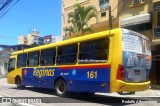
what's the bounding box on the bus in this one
[7,28,152,96]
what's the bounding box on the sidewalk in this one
[96,88,160,97]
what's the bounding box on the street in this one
[0,78,160,106]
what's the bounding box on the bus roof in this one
[11,28,122,55]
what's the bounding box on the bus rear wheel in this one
[16,77,24,89]
[55,79,67,96]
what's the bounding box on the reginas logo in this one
[33,69,55,78]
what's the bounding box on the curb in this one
[151,85,160,90]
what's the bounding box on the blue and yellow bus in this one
[8,28,152,96]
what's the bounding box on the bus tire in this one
[15,77,25,89]
[55,79,67,96]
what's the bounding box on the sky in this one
[0,0,61,45]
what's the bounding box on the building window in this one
[99,0,109,10]
[79,38,109,64]
[57,44,77,65]
[124,22,152,32]
[154,27,160,38]
[157,11,160,26]
[154,1,160,12]
[28,51,39,66]
[132,0,144,5]
[41,48,56,66]
[101,12,106,17]
[17,53,27,68]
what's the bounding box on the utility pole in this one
[109,6,112,30]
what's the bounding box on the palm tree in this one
[64,4,97,37]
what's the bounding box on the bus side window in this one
[17,53,27,68]
[41,48,56,66]
[8,58,16,72]
[79,38,109,63]
[57,44,77,65]
[28,51,40,67]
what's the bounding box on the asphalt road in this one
[0,78,159,106]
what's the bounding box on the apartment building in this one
[18,30,44,45]
[43,35,65,44]
[119,0,153,40]
[62,0,160,41]
[62,0,119,38]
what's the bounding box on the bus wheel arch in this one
[54,77,67,96]
[15,75,24,89]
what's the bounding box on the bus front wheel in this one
[15,77,24,89]
[55,79,67,96]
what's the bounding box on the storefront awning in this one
[120,13,151,27]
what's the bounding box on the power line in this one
[0,0,13,11]
[0,0,19,19]
[0,0,13,15]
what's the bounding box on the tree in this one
[64,4,97,37]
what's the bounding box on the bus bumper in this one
[113,80,150,92]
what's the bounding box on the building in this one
[62,0,119,38]
[62,0,160,85]
[61,0,160,42]
[18,29,44,45]
[119,0,153,40]
[43,35,65,44]
[0,49,10,78]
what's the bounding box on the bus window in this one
[8,58,15,72]
[28,51,39,66]
[41,48,56,66]
[57,44,77,64]
[79,38,109,63]
[17,53,27,68]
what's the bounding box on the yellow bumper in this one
[113,80,150,92]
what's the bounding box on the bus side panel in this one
[22,65,111,93]
[62,67,111,93]
[7,68,22,84]
[22,68,57,88]
[110,29,123,92]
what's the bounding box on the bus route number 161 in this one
[87,71,97,79]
